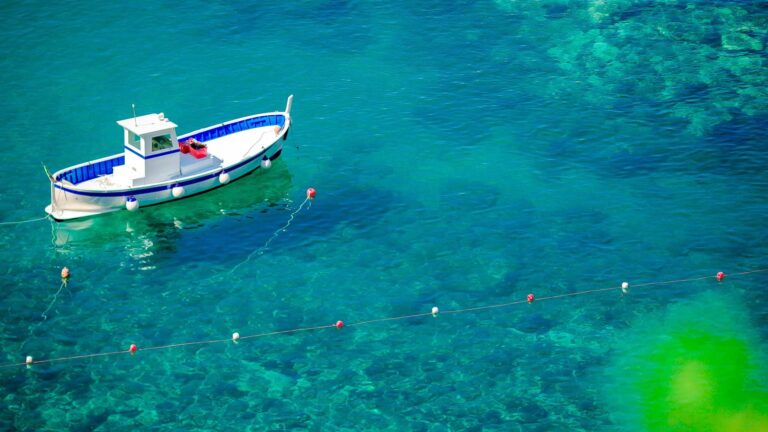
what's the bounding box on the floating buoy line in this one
[3,268,767,371]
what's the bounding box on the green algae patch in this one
[640,332,768,431]
[605,292,768,431]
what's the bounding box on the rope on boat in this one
[2,267,766,371]
[0,215,50,226]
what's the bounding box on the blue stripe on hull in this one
[124,146,180,160]
[57,113,285,186]
[55,146,282,197]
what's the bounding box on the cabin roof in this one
[117,113,178,135]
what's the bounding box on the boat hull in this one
[45,138,284,221]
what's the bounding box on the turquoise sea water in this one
[2,1,768,430]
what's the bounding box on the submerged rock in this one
[722,32,764,51]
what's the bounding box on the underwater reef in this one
[497,0,768,135]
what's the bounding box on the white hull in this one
[45,99,292,221]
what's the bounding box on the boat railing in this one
[57,155,126,185]
[179,113,286,144]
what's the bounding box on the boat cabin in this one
[114,113,180,186]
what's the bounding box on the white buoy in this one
[171,185,185,198]
[219,172,230,185]
[232,332,240,342]
[125,197,139,212]
[431,306,439,317]
[260,158,272,170]
[25,355,33,366]
[621,282,629,294]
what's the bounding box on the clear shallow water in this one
[1,1,767,430]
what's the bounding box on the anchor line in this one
[226,197,310,276]
[41,281,68,321]
[2,267,766,370]
[0,215,49,226]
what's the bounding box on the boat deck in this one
[204,126,276,166]
[75,126,277,191]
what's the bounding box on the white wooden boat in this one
[44,95,293,221]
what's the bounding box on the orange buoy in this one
[716,271,725,282]
[129,344,137,354]
[307,188,316,200]
[335,320,344,329]
[61,267,70,279]
[527,293,535,303]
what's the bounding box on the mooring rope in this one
[227,196,311,276]
[0,215,49,226]
[2,267,766,370]
[40,281,68,321]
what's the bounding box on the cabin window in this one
[127,132,141,150]
[151,134,173,152]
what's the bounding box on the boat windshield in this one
[151,134,173,152]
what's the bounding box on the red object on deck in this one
[180,139,208,159]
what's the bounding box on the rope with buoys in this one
[3,267,766,371]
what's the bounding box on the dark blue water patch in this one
[746,273,768,340]
[261,357,298,377]
[612,2,658,23]
[438,180,500,214]
[487,270,525,298]
[598,149,668,178]
[533,114,676,180]
[81,409,112,431]
[673,82,714,101]
[210,380,250,399]
[225,1,374,54]
[416,76,532,139]
[392,5,552,133]
[705,112,768,169]
[398,0,486,20]
[292,183,404,236]
[505,397,550,424]
[543,207,614,254]
[514,312,556,334]
[543,3,571,19]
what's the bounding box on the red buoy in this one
[716,271,725,282]
[307,188,316,200]
[527,293,535,303]
[129,344,137,354]
[335,320,344,329]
